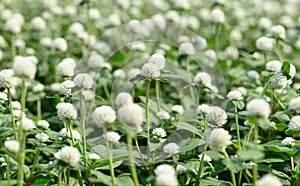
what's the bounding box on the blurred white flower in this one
[247,70,260,80]
[107,14,121,26]
[88,153,100,160]
[289,97,300,112]
[73,73,94,89]
[92,106,116,125]
[237,87,247,96]
[175,0,190,9]
[57,60,76,77]
[258,17,272,30]
[117,104,144,127]
[163,143,180,155]
[37,120,49,129]
[266,60,282,72]
[4,140,19,153]
[32,83,44,93]
[206,106,227,127]
[141,63,161,79]
[13,110,26,118]
[5,18,21,34]
[17,117,35,131]
[54,146,81,167]
[68,22,84,35]
[12,101,21,110]
[40,37,53,48]
[210,9,225,24]
[88,8,101,20]
[227,90,243,101]
[31,16,46,31]
[0,92,8,100]
[59,128,81,140]
[13,57,36,79]
[60,80,75,96]
[196,104,211,115]
[194,72,212,87]
[255,174,282,186]
[154,164,178,186]
[281,137,295,146]
[35,133,49,142]
[56,102,77,120]
[172,105,184,115]
[225,46,239,59]
[115,92,133,108]
[270,25,286,40]
[207,128,232,152]
[179,42,195,56]
[0,69,18,88]
[270,73,288,89]
[113,69,126,79]
[198,153,212,162]
[246,99,271,117]
[157,111,170,120]
[53,37,68,52]
[82,90,94,101]
[288,116,300,130]
[128,68,141,80]
[87,53,106,70]
[103,131,121,143]
[152,127,167,138]
[148,53,166,70]
[256,36,274,51]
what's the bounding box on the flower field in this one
[1,0,300,186]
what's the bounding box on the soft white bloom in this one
[54,146,81,166]
[40,37,53,47]
[206,106,227,126]
[14,39,25,49]
[31,17,46,31]
[57,58,76,77]
[258,17,272,30]
[155,164,178,186]
[210,9,225,23]
[152,127,167,138]
[68,22,84,35]
[59,128,81,140]
[13,57,36,79]
[192,36,207,50]
[37,120,49,129]
[148,53,166,70]
[172,105,184,115]
[73,73,94,89]
[88,8,101,20]
[56,102,77,120]
[288,116,300,130]
[281,137,295,146]
[194,72,212,87]
[225,46,239,59]
[246,99,271,117]
[88,153,100,160]
[13,110,26,118]
[60,80,75,96]
[115,92,133,108]
[207,128,232,152]
[35,133,49,142]
[270,73,288,89]
[103,131,121,143]
[266,60,282,72]
[17,117,35,131]
[0,69,18,88]
[141,63,161,79]
[32,84,44,93]
[289,63,296,78]
[256,37,274,51]
[237,87,247,96]
[128,68,141,80]
[175,0,189,9]
[5,18,21,34]
[0,92,8,100]
[289,97,300,112]
[247,70,260,80]
[107,14,121,26]
[113,69,126,79]
[270,25,286,40]
[198,153,212,162]
[255,174,282,186]
[117,104,144,127]
[53,37,68,52]
[12,101,21,110]
[87,53,106,70]
[163,143,180,155]
[82,90,94,101]
[92,106,116,125]
[227,90,243,101]
[179,42,195,56]
[196,104,211,115]
[176,164,187,174]
[4,140,19,153]
[156,111,170,120]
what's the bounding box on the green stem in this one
[8,89,17,140]
[6,154,11,185]
[29,143,41,179]
[214,23,220,59]
[135,137,147,168]
[252,125,259,183]
[67,120,75,146]
[146,80,151,163]
[37,99,42,120]
[291,157,295,171]
[11,34,16,58]
[196,143,208,186]
[126,134,140,186]
[234,106,241,149]
[224,151,237,186]
[103,82,111,105]
[106,137,116,186]
[275,39,282,61]
[273,90,286,110]
[155,80,161,112]
[58,167,64,186]
[80,93,88,175]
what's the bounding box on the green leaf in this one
[109,50,126,62]
[0,127,14,136]
[116,176,134,186]
[232,100,245,110]
[264,145,295,157]
[293,150,300,164]
[31,177,50,185]
[90,170,112,184]
[257,117,275,130]
[206,150,224,160]
[222,156,243,173]
[155,78,169,83]
[281,61,291,79]
[296,88,300,95]
[149,139,166,152]
[175,122,202,137]
[179,138,205,153]
[129,74,145,83]
[238,150,264,160]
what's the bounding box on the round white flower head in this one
[4,140,19,153]
[270,73,288,89]
[281,137,295,146]
[176,164,187,174]
[194,72,212,87]
[288,116,300,130]
[82,90,94,101]
[289,64,296,78]
[88,8,101,20]
[31,16,46,31]
[60,80,75,96]
[17,117,35,131]
[40,37,53,48]
[13,110,26,118]
[0,69,18,88]
[87,53,106,69]
[103,131,121,143]
[128,68,141,80]
[270,25,286,40]
[256,36,274,51]
[68,22,84,35]
[210,8,225,24]
[114,92,133,108]
[258,17,272,30]
[32,83,44,93]
[0,92,8,100]
[117,104,144,127]
[246,99,271,117]
[54,146,81,167]
[88,153,100,160]
[237,87,247,96]
[56,60,76,77]
[73,73,94,89]
[255,174,282,186]
[92,106,116,125]
[227,90,243,101]
[206,106,227,127]
[179,41,195,56]
[152,127,167,138]
[155,164,178,186]
[148,53,166,70]
[289,97,300,112]
[196,104,211,115]
[53,37,68,52]
[266,60,282,72]
[37,120,49,129]
[163,143,180,155]
[172,105,184,115]
[141,63,161,79]
[198,153,212,162]
[207,128,232,152]
[113,69,126,79]
[59,128,81,140]
[13,57,36,79]
[156,111,170,120]
[225,46,239,60]
[5,18,21,34]
[247,70,260,80]
[35,133,49,142]
[12,101,21,110]
[56,102,77,120]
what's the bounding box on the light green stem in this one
[155,80,161,111]
[146,80,151,162]
[224,151,237,186]
[234,106,241,149]
[196,143,208,186]
[253,125,259,183]
[29,143,41,179]
[105,136,116,186]
[8,89,17,140]
[135,138,147,168]
[6,154,11,185]
[37,99,42,120]
[214,23,220,59]
[80,93,88,174]
[127,134,140,186]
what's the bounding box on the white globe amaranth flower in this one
[0,69,19,88]
[103,131,121,143]
[113,69,126,79]
[152,127,167,138]
[13,110,26,118]
[148,53,166,70]
[255,174,282,186]
[288,116,300,130]
[107,14,121,26]
[210,8,225,24]
[92,106,116,125]
[175,0,190,10]
[246,99,271,118]
[281,137,295,146]
[88,153,100,160]
[258,17,272,30]
[40,37,53,48]
[32,83,44,93]
[88,8,101,20]
[176,164,187,174]
[13,57,37,79]
[247,70,260,80]
[196,104,211,115]
[73,73,94,89]
[54,146,81,167]
[172,105,184,115]
[114,92,133,108]
[53,37,68,52]
[31,16,46,31]
[206,106,227,127]
[163,143,180,155]
[0,92,8,100]
[156,111,170,120]
[141,63,161,79]
[14,39,25,49]
[56,102,77,120]
[59,128,81,140]
[237,87,247,96]
[288,63,296,78]
[5,18,22,34]
[128,68,141,80]
[207,128,232,152]
[35,133,49,142]
[266,60,282,72]
[154,164,178,186]
[117,104,144,127]
[194,72,212,87]
[289,97,300,112]
[17,117,35,131]
[270,73,288,89]
[68,22,84,35]
[198,153,212,162]
[256,36,274,51]
[12,101,21,110]
[179,41,195,56]
[225,46,239,59]
[60,80,75,96]
[37,120,49,129]
[82,90,94,101]
[57,58,76,77]
[270,25,286,40]
[227,90,243,101]
[4,140,19,153]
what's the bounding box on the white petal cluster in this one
[247,70,260,80]
[289,97,300,112]
[12,101,21,110]
[31,16,46,31]
[53,37,68,52]
[207,128,232,152]
[266,60,282,72]
[163,143,180,155]
[0,92,8,100]
[128,68,141,80]
[270,73,288,89]
[35,133,49,142]
[270,25,286,40]
[152,127,167,138]
[210,9,225,24]
[103,131,121,143]
[32,83,44,93]
[288,116,300,130]
[82,90,94,101]
[179,42,195,56]
[88,153,100,160]
[194,72,212,87]
[88,8,101,20]
[154,164,178,186]
[206,106,227,127]
[56,102,77,120]
[73,73,94,89]
[227,90,243,101]
[156,111,170,120]
[13,57,37,79]
[5,18,22,34]
[172,105,184,115]
[68,22,84,35]
[198,153,212,162]
[60,80,75,96]
[37,120,49,129]
[54,146,81,167]
[87,53,106,69]
[117,104,144,127]
[196,104,211,115]
[40,37,53,48]
[17,117,35,131]
[57,58,76,77]
[148,53,166,70]
[256,36,274,51]
[59,128,81,140]
[92,106,116,125]
[258,17,272,30]
[281,137,295,146]
[114,92,133,108]
[4,140,19,153]
[0,69,19,88]
[141,63,161,79]
[255,174,282,186]
[246,99,271,117]
[113,69,126,79]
